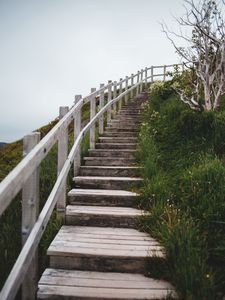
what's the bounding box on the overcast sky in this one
[0,0,185,143]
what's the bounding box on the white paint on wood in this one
[125,76,129,104]
[22,132,40,300]
[57,106,69,216]
[119,78,123,110]
[107,80,112,125]
[99,83,105,135]
[90,88,96,149]
[112,81,117,117]
[74,95,82,176]
[131,74,134,99]
[163,65,166,82]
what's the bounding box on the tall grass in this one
[138,82,225,299]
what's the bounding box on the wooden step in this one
[105,127,138,132]
[110,119,141,124]
[73,176,142,190]
[38,269,176,300]
[79,166,141,177]
[84,157,136,166]
[108,124,139,129]
[99,137,138,143]
[47,226,165,273]
[102,131,138,137]
[88,149,135,159]
[68,188,138,206]
[66,205,142,227]
[95,143,137,149]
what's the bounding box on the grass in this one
[137,82,225,299]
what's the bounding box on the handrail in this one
[0,63,184,300]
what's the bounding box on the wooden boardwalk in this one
[37,93,176,299]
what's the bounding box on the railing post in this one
[22,132,40,300]
[131,74,134,99]
[125,76,129,104]
[112,81,117,118]
[119,78,123,110]
[90,88,96,149]
[151,66,154,82]
[145,67,148,89]
[137,71,140,95]
[107,81,112,125]
[140,69,144,92]
[99,83,105,135]
[163,65,166,82]
[74,95,82,176]
[57,106,69,218]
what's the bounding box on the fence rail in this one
[0,63,184,300]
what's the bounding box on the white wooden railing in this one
[0,63,183,300]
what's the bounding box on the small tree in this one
[162,0,225,111]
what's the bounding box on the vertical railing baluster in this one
[99,83,105,135]
[107,81,112,125]
[119,78,123,110]
[137,71,140,95]
[145,67,148,89]
[163,65,166,82]
[151,66,154,82]
[112,81,117,118]
[140,69,144,92]
[22,132,40,300]
[74,95,82,176]
[131,74,134,99]
[57,106,69,219]
[125,76,129,104]
[90,88,96,149]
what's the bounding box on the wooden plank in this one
[66,205,142,215]
[39,269,174,289]
[22,132,40,300]
[90,88,96,149]
[68,188,139,197]
[55,233,156,242]
[58,226,149,236]
[107,80,112,124]
[57,106,69,216]
[99,83,105,135]
[38,284,176,299]
[74,95,82,176]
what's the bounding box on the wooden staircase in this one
[37,93,176,299]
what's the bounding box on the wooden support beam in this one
[125,76,129,104]
[22,132,40,300]
[119,78,123,110]
[163,65,166,82]
[57,106,69,219]
[145,67,148,88]
[74,95,82,176]
[107,81,112,125]
[99,83,105,135]
[90,88,96,149]
[112,81,117,118]
[131,74,134,99]
[151,66,154,82]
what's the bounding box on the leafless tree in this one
[162,0,225,111]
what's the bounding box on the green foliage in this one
[138,81,225,299]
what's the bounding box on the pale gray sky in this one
[0,0,184,142]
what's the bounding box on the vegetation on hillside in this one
[137,80,225,299]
